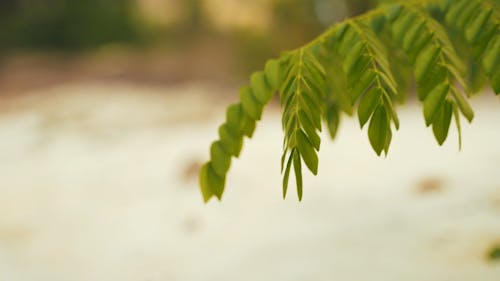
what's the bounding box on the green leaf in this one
[492,71,500,94]
[304,51,327,77]
[250,72,273,104]
[378,71,398,96]
[326,105,340,139]
[282,152,293,199]
[300,93,322,130]
[210,141,231,177]
[199,163,213,202]
[414,44,441,83]
[450,88,474,122]
[334,22,349,42]
[293,150,303,201]
[240,87,263,120]
[241,112,256,137]
[298,110,321,150]
[368,106,388,156]
[408,31,433,62]
[226,103,243,132]
[218,124,243,157]
[453,104,463,150]
[284,117,298,149]
[392,9,415,42]
[342,41,367,75]
[423,83,449,126]
[384,125,392,155]
[402,20,426,53]
[416,64,447,101]
[296,130,319,175]
[337,26,358,54]
[358,87,382,128]
[199,163,225,202]
[264,59,282,90]
[482,36,499,75]
[445,0,477,29]
[349,69,376,104]
[302,75,325,101]
[281,72,297,99]
[383,95,400,130]
[386,4,403,22]
[465,9,493,44]
[432,100,453,145]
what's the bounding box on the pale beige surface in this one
[0,83,499,281]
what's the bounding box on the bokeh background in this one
[0,1,499,280]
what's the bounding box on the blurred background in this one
[0,0,499,280]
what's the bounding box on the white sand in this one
[0,83,499,281]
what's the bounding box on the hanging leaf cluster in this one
[200,0,499,202]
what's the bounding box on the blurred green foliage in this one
[0,0,381,79]
[488,244,500,261]
[0,0,377,53]
[0,0,141,51]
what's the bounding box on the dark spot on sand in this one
[182,159,202,182]
[182,214,202,235]
[415,177,445,194]
[0,226,34,247]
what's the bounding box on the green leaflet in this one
[453,104,463,150]
[282,151,293,198]
[358,87,382,128]
[199,163,225,202]
[423,82,449,126]
[466,9,493,43]
[326,104,341,139]
[350,69,376,104]
[226,104,243,132]
[300,91,323,130]
[293,150,303,201]
[451,88,475,122]
[199,0,499,202]
[250,72,273,104]
[199,163,213,202]
[218,124,243,157]
[240,86,263,120]
[298,110,321,150]
[492,71,500,94]
[296,130,319,175]
[210,141,231,177]
[414,45,441,84]
[368,106,389,156]
[241,111,257,137]
[264,59,283,90]
[384,124,393,155]
[432,100,453,145]
[482,36,499,76]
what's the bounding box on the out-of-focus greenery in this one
[0,0,142,51]
[488,244,500,261]
[0,0,377,52]
[0,0,379,77]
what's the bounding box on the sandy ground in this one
[0,83,499,281]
